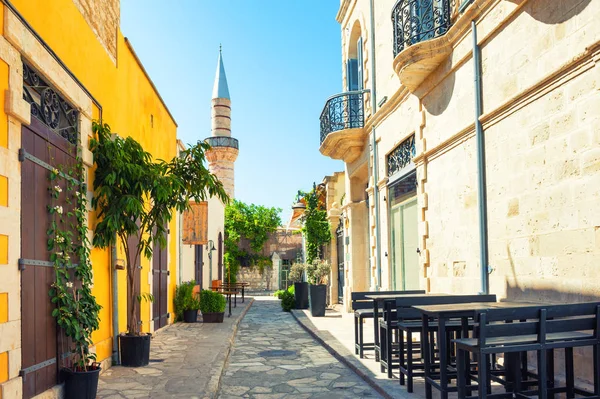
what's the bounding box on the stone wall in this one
[237,265,276,291]
[72,0,119,62]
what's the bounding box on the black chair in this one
[454,302,600,399]
[352,290,424,358]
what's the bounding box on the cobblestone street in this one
[217,298,381,399]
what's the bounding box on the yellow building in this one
[0,0,180,397]
[321,0,599,383]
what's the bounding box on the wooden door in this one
[152,236,168,331]
[217,233,223,281]
[20,117,77,398]
[194,245,203,287]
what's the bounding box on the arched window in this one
[346,22,364,92]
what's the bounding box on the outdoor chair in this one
[454,302,600,399]
[352,290,425,358]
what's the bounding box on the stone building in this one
[236,228,304,292]
[321,0,599,383]
[178,49,238,290]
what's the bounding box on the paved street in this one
[97,299,253,399]
[217,297,381,399]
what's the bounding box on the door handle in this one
[416,248,421,254]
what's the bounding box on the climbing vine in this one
[47,145,101,371]
[224,200,281,283]
[297,183,331,264]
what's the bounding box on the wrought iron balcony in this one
[320,91,365,145]
[319,90,368,163]
[392,0,453,57]
[204,136,239,150]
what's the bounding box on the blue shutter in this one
[346,59,358,91]
[356,37,363,90]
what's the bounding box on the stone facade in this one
[72,0,119,63]
[236,229,303,291]
[326,0,600,384]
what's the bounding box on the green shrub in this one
[287,284,295,295]
[273,289,285,299]
[281,291,295,312]
[174,280,200,321]
[200,289,227,313]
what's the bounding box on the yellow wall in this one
[12,0,179,363]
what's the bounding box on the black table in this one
[365,293,453,361]
[415,301,542,399]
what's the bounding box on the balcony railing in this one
[320,90,365,145]
[392,0,453,57]
[205,136,239,150]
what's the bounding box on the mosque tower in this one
[205,47,238,198]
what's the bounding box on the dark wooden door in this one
[20,117,76,398]
[194,245,203,287]
[152,236,168,330]
[217,233,223,281]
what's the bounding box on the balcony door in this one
[391,198,419,290]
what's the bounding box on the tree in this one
[224,200,282,282]
[90,121,228,335]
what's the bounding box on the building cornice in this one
[336,0,352,24]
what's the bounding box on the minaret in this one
[205,47,239,199]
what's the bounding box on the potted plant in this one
[289,262,308,310]
[47,159,102,399]
[89,122,228,366]
[174,281,200,323]
[306,259,331,317]
[200,290,227,323]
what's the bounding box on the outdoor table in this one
[415,301,542,399]
[365,293,453,361]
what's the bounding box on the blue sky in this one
[121,1,344,223]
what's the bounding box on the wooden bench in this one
[454,302,600,399]
[352,290,425,358]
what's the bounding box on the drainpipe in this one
[369,0,382,290]
[472,21,490,295]
[111,240,120,365]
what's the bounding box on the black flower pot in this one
[183,309,199,323]
[63,366,101,399]
[119,334,151,367]
[294,282,309,310]
[202,312,224,323]
[309,284,327,317]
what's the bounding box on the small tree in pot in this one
[200,290,227,323]
[306,259,331,317]
[174,281,201,323]
[289,262,308,310]
[89,122,228,366]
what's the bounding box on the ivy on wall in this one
[224,200,282,283]
[297,183,331,264]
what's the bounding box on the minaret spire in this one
[205,47,238,199]
[212,45,230,100]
